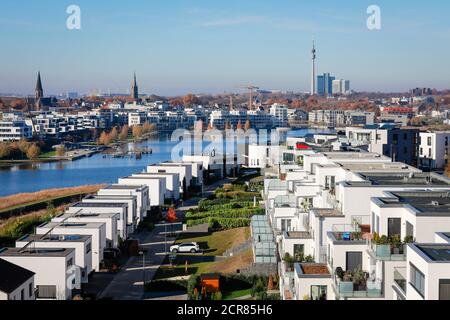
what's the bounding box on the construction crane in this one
[237,85,260,110]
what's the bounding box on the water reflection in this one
[0,129,326,197]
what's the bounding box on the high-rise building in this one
[332,79,351,95]
[317,73,335,96]
[131,72,139,101]
[311,41,316,95]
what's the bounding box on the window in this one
[281,219,292,232]
[29,282,33,298]
[439,279,450,300]
[427,137,432,146]
[67,258,73,268]
[36,285,57,299]
[293,244,304,261]
[86,242,92,254]
[21,289,24,300]
[325,176,336,190]
[388,218,401,238]
[410,263,425,298]
[310,285,327,300]
[158,169,166,173]
[346,252,362,272]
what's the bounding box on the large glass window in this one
[388,218,401,238]
[439,279,450,300]
[293,244,304,261]
[311,285,327,300]
[410,263,425,298]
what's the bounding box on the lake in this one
[0,128,330,197]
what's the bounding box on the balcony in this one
[334,270,383,299]
[369,243,406,261]
[393,267,407,295]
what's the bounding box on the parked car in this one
[170,242,200,253]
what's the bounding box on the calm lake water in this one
[0,129,330,197]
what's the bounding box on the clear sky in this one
[0,0,449,96]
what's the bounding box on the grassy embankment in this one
[0,185,105,245]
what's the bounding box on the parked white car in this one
[170,242,200,253]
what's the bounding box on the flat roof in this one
[312,208,344,218]
[379,191,450,216]
[323,152,386,160]
[59,212,118,219]
[359,172,450,186]
[17,234,91,243]
[416,244,450,262]
[0,247,75,257]
[72,202,126,208]
[39,221,105,229]
[120,176,164,181]
[104,185,147,190]
[337,162,420,173]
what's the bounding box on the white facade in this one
[15,234,93,284]
[0,248,78,300]
[418,132,450,169]
[97,184,149,221]
[132,172,180,200]
[35,222,106,272]
[118,176,165,207]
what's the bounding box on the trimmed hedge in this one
[186,208,264,220]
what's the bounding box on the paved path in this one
[99,224,181,300]
[98,178,233,300]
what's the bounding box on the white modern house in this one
[66,202,127,241]
[0,247,78,300]
[118,176,165,207]
[16,234,93,284]
[82,195,138,235]
[0,259,35,300]
[97,184,149,221]
[35,222,106,272]
[147,163,192,195]
[418,131,450,170]
[131,172,180,200]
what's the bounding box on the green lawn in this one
[153,228,251,280]
[39,151,56,158]
[175,227,250,256]
[222,288,252,300]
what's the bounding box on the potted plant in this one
[335,267,344,280]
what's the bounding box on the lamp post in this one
[139,250,145,286]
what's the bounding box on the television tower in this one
[311,40,316,95]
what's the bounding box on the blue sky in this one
[0,0,449,96]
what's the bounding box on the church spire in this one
[131,72,139,101]
[36,71,43,99]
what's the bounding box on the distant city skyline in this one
[1,0,450,96]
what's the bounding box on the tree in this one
[291,99,305,109]
[244,120,251,131]
[169,98,184,107]
[183,94,200,107]
[18,139,30,154]
[225,121,230,130]
[0,143,11,159]
[119,125,129,141]
[132,125,143,140]
[55,145,65,157]
[109,127,119,141]
[445,161,450,178]
[236,120,242,130]
[143,122,156,134]
[98,131,111,146]
[166,207,178,223]
[26,143,41,160]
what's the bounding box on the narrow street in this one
[98,177,233,300]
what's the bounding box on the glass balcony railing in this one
[336,279,383,298]
[394,267,407,294]
[370,243,406,261]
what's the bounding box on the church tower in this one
[35,71,44,110]
[131,72,139,101]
